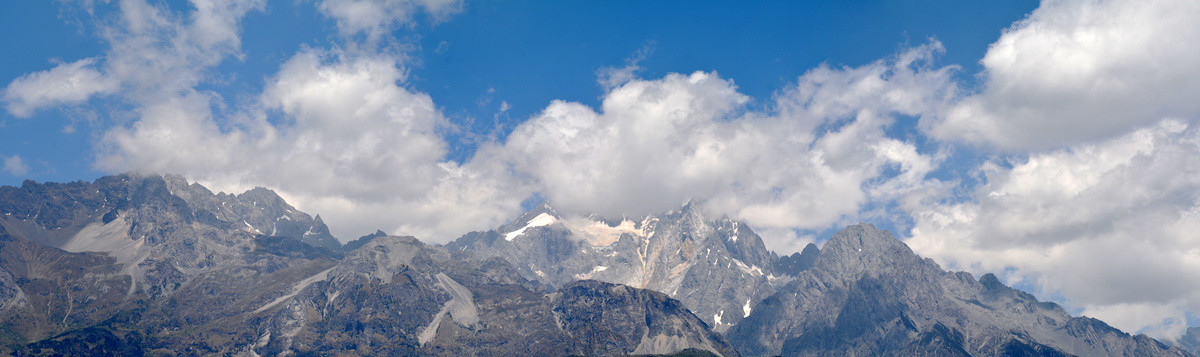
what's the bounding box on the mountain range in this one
[0,174,1190,356]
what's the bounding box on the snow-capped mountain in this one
[452,203,1192,356]
[447,201,810,332]
[0,175,1191,356]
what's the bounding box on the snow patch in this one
[574,265,610,280]
[505,213,557,241]
[730,259,764,276]
[743,299,752,317]
[243,220,261,234]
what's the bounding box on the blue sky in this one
[4,0,1200,339]
[0,0,1036,185]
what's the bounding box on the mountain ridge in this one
[453,204,1191,356]
[0,174,1191,356]
[0,175,733,356]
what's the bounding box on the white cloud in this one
[16,0,1200,343]
[3,156,29,176]
[11,0,959,250]
[317,0,463,40]
[3,58,117,117]
[597,41,654,90]
[49,0,525,243]
[908,120,1200,339]
[924,0,1200,150]
[99,46,527,243]
[909,0,1200,338]
[99,0,263,97]
[502,43,955,249]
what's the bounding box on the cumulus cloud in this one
[98,46,527,242]
[7,0,522,243]
[3,58,117,117]
[502,42,955,252]
[906,0,1200,339]
[908,120,1200,338]
[924,0,1200,150]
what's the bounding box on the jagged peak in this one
[501,201,569,232]
[809,223,922,277]
[508,201,559,224]
[236,186,288,206]
[529,201,559,217]
[801,242,820,256]
[821,223,905,254]
[357,234,424,251]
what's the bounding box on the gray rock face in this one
[0,223,134,348]
[0,175,731,356]
[447,202,799,332]
[1180,327,1200,355]
[0,174,340,271]
[725,224,1189,357]
[2,175,1193,357]
[253,235,736,356]
[160,174,341,253]
[0,175,343,353]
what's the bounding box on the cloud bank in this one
[925,0,1200,150]
[909,0,1200,338]
[501,43,953,252]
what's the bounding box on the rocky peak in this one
[775,243,820,276]
[500,202,560,231]
[235,187,293,211]
[814,223,920,277]
[344,229,388,253]
[821,224,904,254]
